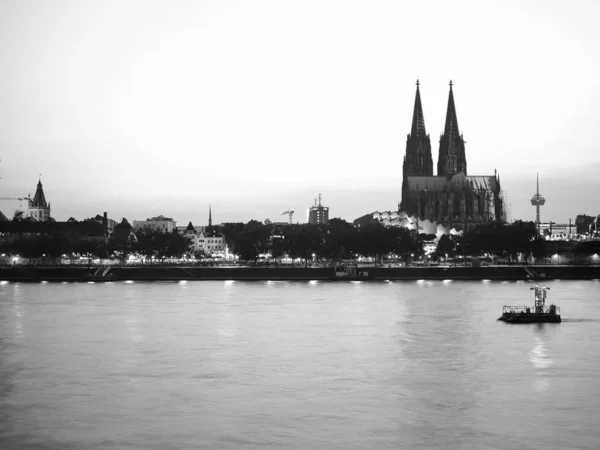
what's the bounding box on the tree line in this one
[0,216,547,265]
[221,218,423,265]
[436,220,546,262]
[0,219,189,264]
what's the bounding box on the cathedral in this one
[400,80,504,233]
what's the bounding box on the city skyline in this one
[1,0,599,225]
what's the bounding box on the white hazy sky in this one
[1,0,599,225]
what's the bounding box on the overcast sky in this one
[1,0,599,225]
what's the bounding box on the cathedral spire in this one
[443,80,460,139]
[401,80,434,210]
[411,79,427,138]
[437,80,467,177]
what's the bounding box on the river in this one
[1,279,599,449]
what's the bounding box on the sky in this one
[1,0,599,226]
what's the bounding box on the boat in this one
[498,285,561,323]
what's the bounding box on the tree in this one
[269,225,288,261]
[530,236,547,259]
[155,231,189,261]
[285,224,324,266]
[323,218,358,265]
[436,234,454,258]
[132,227,163,263]
[220,222,245,254]
[13,210,24,221]
[106,220,135,261]
[392,227,421,259]
[234,220,270,261]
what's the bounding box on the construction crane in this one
[0,195,31,216]
[0,161,32,213]
[281,210,294,224]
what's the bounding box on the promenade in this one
[1,264,599,282]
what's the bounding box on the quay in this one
[1,264,600,282]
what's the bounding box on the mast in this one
[530,173,546,233]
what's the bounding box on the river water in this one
[0,279,599,450]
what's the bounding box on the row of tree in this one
[0,217,547,264]
[221,219,423,264]
[222,219,547,264]
[0,221,190,263]
[436,220,546,261]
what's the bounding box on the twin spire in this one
[408,80,465,177]
[411,79,461,141]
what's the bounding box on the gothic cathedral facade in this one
[400,81,504,231]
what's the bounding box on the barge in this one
[498,285,561,323]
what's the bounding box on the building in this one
[539,222,577,238]
[176,224,207,234]
[132,215,176,232]
[201,228,226,256]
[177,207,227,256]
[178,221,226,256]
[400,81,504,233]
[181,221,199,253]
[575,214,598,234]
[28,179,51,222]
[90,212,117,236]
[307,194,329,225]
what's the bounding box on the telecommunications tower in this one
[530,173,546,231]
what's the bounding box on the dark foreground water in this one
[1,279,599,450]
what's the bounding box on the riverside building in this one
[307,194,329,225]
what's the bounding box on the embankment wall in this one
[1,265,600,281]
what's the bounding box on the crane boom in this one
[0,195,31,215]
[280,210,294,224]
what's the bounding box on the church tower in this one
[402,80,433,208]
[28,178,51,221]
[437,81,467,177]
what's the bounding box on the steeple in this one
[208,204,212,227]
[411,79,427,138]
[443,80,459,138]
[401,80,433,208]
[437,80,467,177]
[32,179,48,208]
[402,80,434,209]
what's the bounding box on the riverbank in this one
[1,264,600,281]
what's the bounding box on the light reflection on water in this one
[530,335,553,393]
[0,280,599,450]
